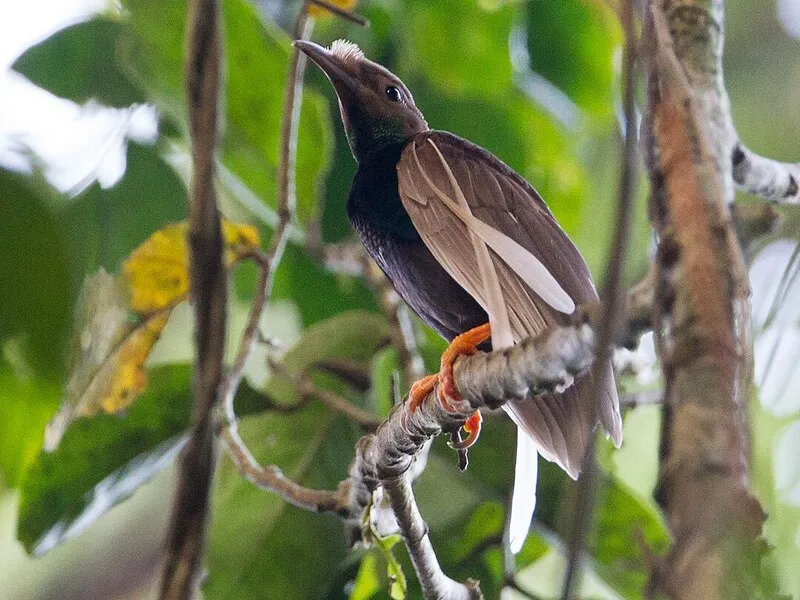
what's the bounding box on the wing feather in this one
[412,142,515,349]
[397,131,622,470]
[418,138,543,549]
[411,141,576,315]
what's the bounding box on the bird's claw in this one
[447,410,483,451]
[405,323,491,465]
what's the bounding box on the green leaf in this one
[376,534,407,600]
[11,18,145,108]
[272,243,376,327]
[370,346,400,417]
[0,170,73,377]
[275,310,390,390]
[207,406,355,600]
[526,0,622,117]
[443,501,506,565]
[16,365,191,554]
[399,0,516,98]
[0,367,61,488]
[350,551,382,600]
[362,498,408,600]
[0,170,74,487]
[63,141,188,273]
[120,0,333,225]
[516,544,622,600]
[434,500,550,598]
[430,413,571,531]
[751,393,800,599]
[206,311,390,599]
[13,363,278,556]
[590,473,670,599]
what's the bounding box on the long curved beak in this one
[294,40,359,100]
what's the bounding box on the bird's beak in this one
[294,40,360,100]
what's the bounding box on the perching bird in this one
[297,39,622,553]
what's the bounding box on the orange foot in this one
[406,323,491,451]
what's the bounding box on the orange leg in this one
[407,374,438,413]
[438,322,491,409]
[407,323,491,450]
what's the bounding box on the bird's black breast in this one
[347,144,487,342]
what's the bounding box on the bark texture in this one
[159,0,225,598]
[644,2,765,598]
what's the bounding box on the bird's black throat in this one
[347,141,419,241]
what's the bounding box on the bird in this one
[296,39,622,553]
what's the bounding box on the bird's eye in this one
[385,85,403,103]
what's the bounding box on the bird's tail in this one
[507,428,539,554]
[503,367,621,554]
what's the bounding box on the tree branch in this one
[267,356,384,429]
[159,0,224,598]
[644,2,765,598]
[351,320,605,600]
[219,425,352,514]
[657,0,797,206]
[361,256,426,387]
[214,282,651,599]
[560,1,638,597]
[218,0,314,464]
[213,6,657,592]
[383,473,482,600]
[215,0,379,547]
[732,142,800,204]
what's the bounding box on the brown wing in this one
[397,130,621,476]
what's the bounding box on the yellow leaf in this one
[45,272,169,450]
[46,220,259,450]
[307,0,358,18]
[100,312,169,413]
[123,221,260,315]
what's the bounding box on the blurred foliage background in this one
[0,0,799,598]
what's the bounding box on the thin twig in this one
[351,297,653,600]
[268,356,383,429]
[620,389,663,409]
[560,1,638,597]
[219,426,352,514]
[383,473,482,600]
[505,577,545,600]
[213,288,649,596]
[219,4,313,426]
[453,534,503,570]
[306,233,426,388]
[730,201,782,253]
[502,490,516,594]
[308,0,370,26]
[215,3,382,530]
[277,6,314,223]
[307,232,426,389]
[214,0,340,530]
[559,434,598,600]
[159,0,224,598]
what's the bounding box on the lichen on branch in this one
[644,2,765,598]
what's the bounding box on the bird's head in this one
[296,40,428,162]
